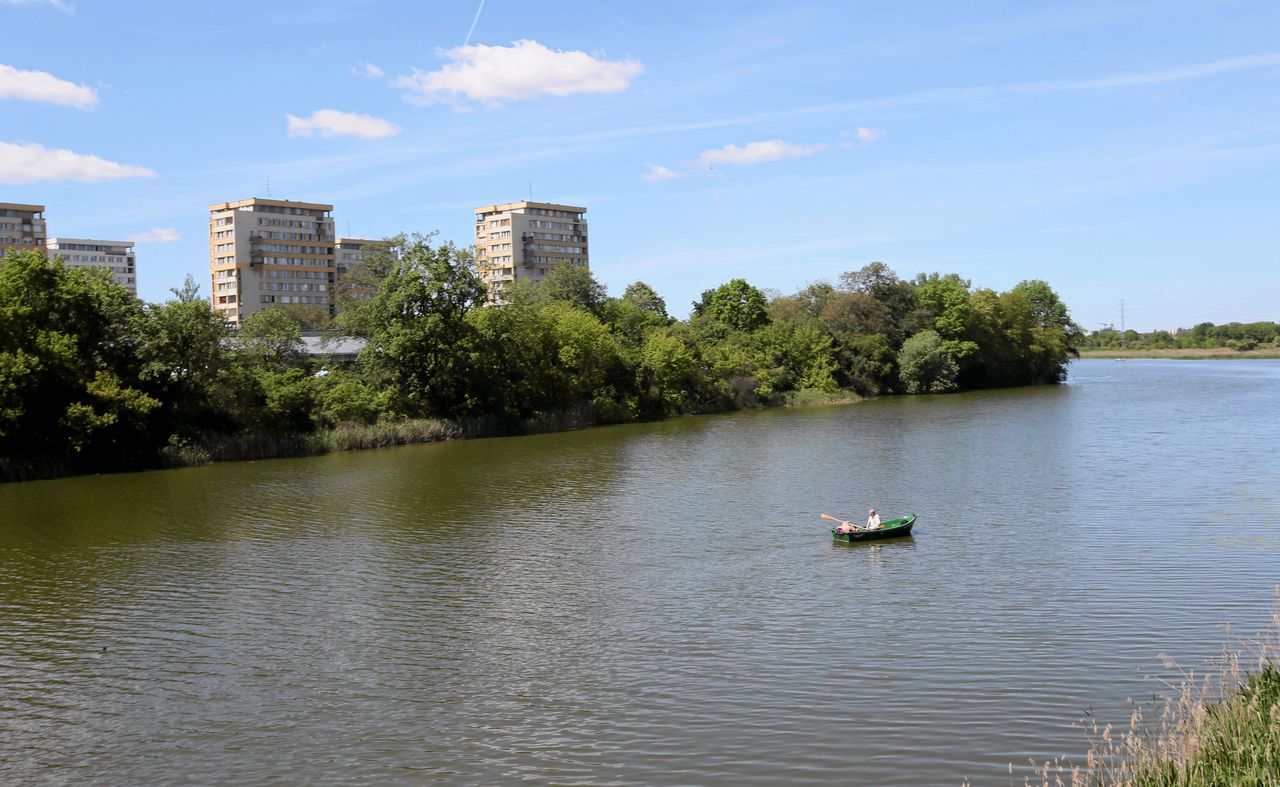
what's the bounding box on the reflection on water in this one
[1,359,1278,784]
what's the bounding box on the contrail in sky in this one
[463,0,486,46]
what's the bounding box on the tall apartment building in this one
[474,201,588,302]
[334,237,387,304]
[46,238,137,295]
[209,198,335,327]
[0,202,47,256]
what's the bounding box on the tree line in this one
[0,237,1079,481]
[1080,321,1280,352]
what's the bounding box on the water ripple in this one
[0,360,1278,784]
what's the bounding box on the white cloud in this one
[352,61,384,78]
[698,140,827,167]
[854,127,887,144]
[0,64,96,109]
[0,141,154,184]
[133,228,180,243]
[286,109,402,139]
[1,0,72,12]
[840,127,888,149]
[394,39,643,105]
[642,164,685,182]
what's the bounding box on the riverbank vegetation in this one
[1079,347,1280,360]
[1080,321,1280,354]
[1025,610,1280,786]
[1,238,1079,481]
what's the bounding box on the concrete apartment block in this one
[209,197,335,327]
[473,201,588,303]
[46,237,137,295]
[0,202,48,256]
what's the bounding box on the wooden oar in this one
[820,513,859,530]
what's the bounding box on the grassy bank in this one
[159,418,462,467]
[1027,603,1280,785]
[1079,348,1280,360]
[780,389,863,407]
[162,393,865,469]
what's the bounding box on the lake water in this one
[2,359,1278,784]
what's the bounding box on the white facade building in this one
[474,201,588,303]
[209,198,335,327]
[46,237,137,295]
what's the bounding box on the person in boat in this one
[865,509,882,530]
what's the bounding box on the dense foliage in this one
[1,241,1079,480]
[1080,321,1280,352]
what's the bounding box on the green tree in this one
[0,250,158,478]
[622,281,668,318]
[638,327,704,415]
[236,307,306,370]
[769,281,837,325]
[602,296,669,346]
[819,291,894,337]
[839,261,900,297]
[469,298,566,418]
[692,278,769,331]
[915,274,978,365]
[545,301,627,410]
[540,263,609,316]
[313,369,388,427]
[961,281,1076,388]
[836,262,925,343]
[838,332,896,394]
[212,308,316,434]
[354,235,487,418]
[897,330,959,393]
[751,322,839,394]
[136,281,232,439]
[1009,279,1078,383]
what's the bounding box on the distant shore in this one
[1079,348,1280,360]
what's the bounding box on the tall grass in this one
[314,419,460,451]
[780,389,863,407]
[157,392,861,472]
[161,407,603,469]
[1023,597,1280,786]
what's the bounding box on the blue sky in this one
[2,0,1278,331]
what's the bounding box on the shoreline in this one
[41,389,868,481]
[1079,348,1280,360]
[4,390,864,484]
[180,390,866,468]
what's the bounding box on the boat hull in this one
[831,514,916,543]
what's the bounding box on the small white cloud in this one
[1,0,72,12]
[698,140,827,167]
[0,63,96,109]
[352,61,384,78]
[395,39,643,106]
[0,140,154,184]
[642,164,685,182]
[287,109,402,140]
[840,127,888,149]
[133,228,180,243]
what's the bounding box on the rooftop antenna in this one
[346,221,351,238]
[529,180,533,199]
[264,176,272,199]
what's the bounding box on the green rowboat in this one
[832,514,916,543]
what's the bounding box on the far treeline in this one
[1080,321,1280,351]
[0,237,1079,481]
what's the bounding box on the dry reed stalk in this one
[1022,592,1280,786]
